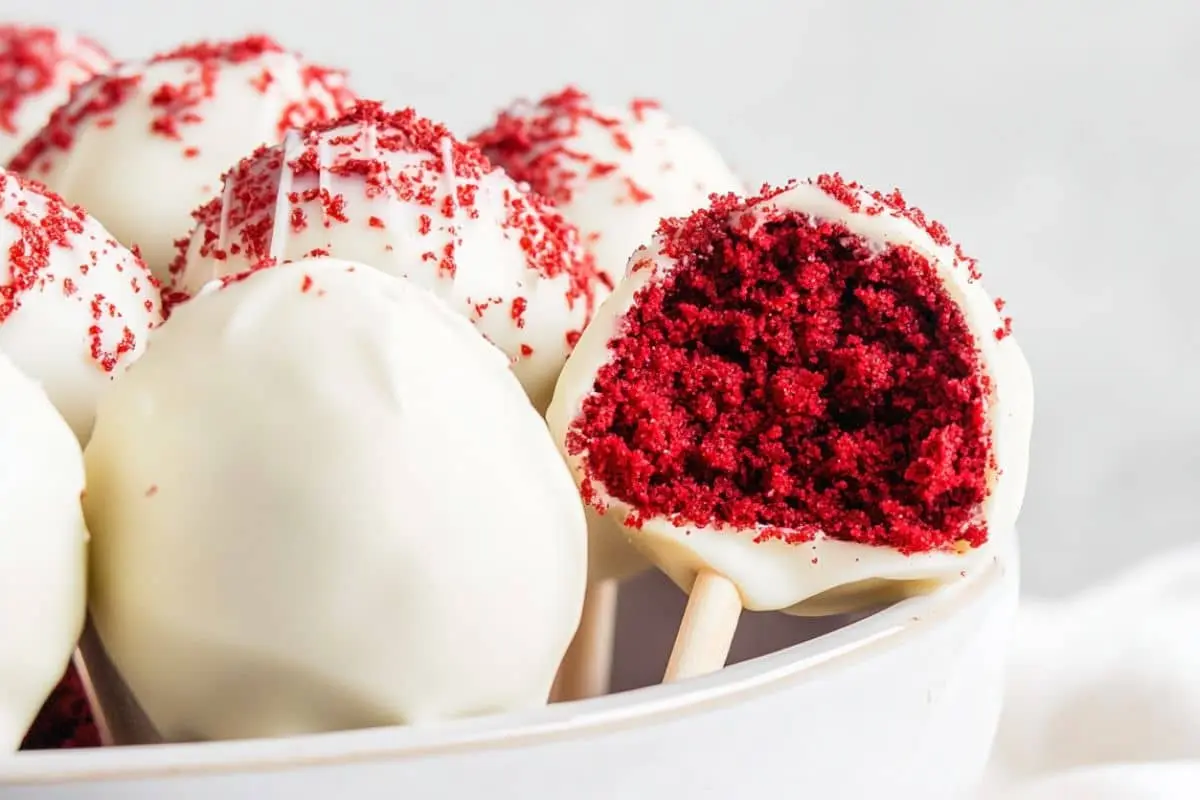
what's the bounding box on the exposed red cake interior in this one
[20,663,100,751]
[565,178,995,554]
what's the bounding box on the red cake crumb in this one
[0,171,157,370]
[0,25,109,137]
[472,86,661,206]
[170,101,609,326]
[566,179,995,554]
[20,664,100,750]
[8,34,356,174]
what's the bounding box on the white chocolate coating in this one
[0,26,110,164]
[0,351,88,752]
[547,178,1035,613]
[473,88,745,285]
[172,102,608,412]
[0,169,163,443]
[8,36,357,280]
[475,88,744,582]
[85,258,587,742]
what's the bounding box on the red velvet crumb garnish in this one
[20,663,100,750]
[566,179,995,554]
[0,25,109,137]
[8,34,356,174]
[170,101,609,336]
[0,171,158,370]
[472,86,661,207]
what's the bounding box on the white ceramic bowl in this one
[0,545,1017,799]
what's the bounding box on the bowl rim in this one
[0,548,1015,787]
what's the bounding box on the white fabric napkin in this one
[978,545,1200,798]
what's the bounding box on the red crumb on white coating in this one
[8,34,356,174]
[471,86,662,207]
[0,171,161,371]
[0,25,110,137]
[170,101,610,346]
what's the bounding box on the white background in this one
[12,0,1199,596]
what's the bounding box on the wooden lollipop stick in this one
[70,647,112,747]
[663,569,743,683]
[552,579,619,702]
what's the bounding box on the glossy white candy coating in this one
[85,258,586,741]
[473,87,745,286]
[0,25,111,164]
[0,169,162,443]
[0,351,88,752]
[9,35,357,280]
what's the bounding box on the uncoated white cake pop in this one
[170,101,610,411]
[8,35,358,280]
[0,350,88,753]
[0,25,111,164]
[472,86,745,286]
[84,258,587,742]
[0,169,162,443]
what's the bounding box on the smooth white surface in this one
[83,258,587,742]
[14,0,1189,596]
[982,763,1200,800]
[0,351,87,752]
[0,545,1017,798]
[987,544,1200,788]
[547,178,1033,613]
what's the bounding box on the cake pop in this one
[171,101,608,411]
[0,169,162,442]
[84,258,587,741]
[547,175,1034,680]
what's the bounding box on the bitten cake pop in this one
[0,169,162,442]
[8,35,357,280]
[547,175,1034,681]
[472,86,745,287]
[171,101,608,411]
[0,25,110,164]
[0,350,88,752]
[84,258,587,741]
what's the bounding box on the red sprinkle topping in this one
[472,86,661,207]
[566,179,998,554]
[8,34,356,174]
[20,664,100,751]
[0,25,109,137]
[0,171,159,370]
[172,101,609,342]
